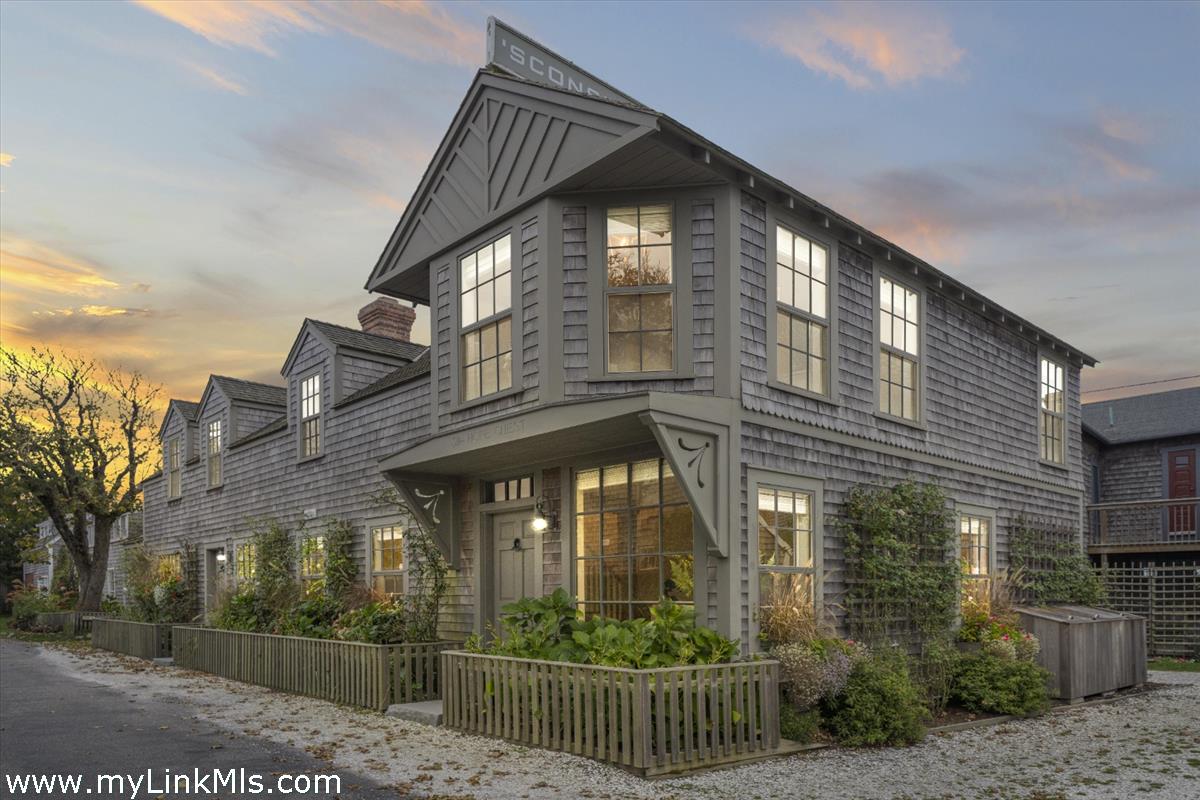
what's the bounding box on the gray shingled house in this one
[1083,387,1199,656]
[141,24,1097,648]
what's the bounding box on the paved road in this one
[0,640,397,799]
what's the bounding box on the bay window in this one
[605,204,674,374]
[460,235,513,402]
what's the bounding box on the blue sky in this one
[1,1,1197,403]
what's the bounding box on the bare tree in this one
[0,348,159,610]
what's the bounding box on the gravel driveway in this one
[32,644,1200,800]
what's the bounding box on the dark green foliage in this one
[211,589,271,632]
[8,582,68,630]
[50,546,78,598]
[912,637,962,715]
[779,704,821,743]
[251,518,298,616]
[821,650,928,746]
[321,518,356,606]
[841,482,958,646]
[478,588,739,667]
[1010,519,1105,605]
[276,594,342,639]
[952,653,1050,716]
[400,522,447,643]
[333,601,410,644]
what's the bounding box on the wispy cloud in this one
[751,2,965,89]
[0,153,13,167]
[0,239,123,298]
[1059,109,1155,182]
[134,0,481,66]
[185,62,249,95]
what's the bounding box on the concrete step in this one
[384,700,442,726]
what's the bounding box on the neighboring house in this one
[1083,386,1199,656]
[142,24,1097,648]
[21,512,141,602]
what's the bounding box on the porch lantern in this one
[531,495,554,532]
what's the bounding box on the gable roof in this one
[1083,386,1200,446]
[368,65,1097,367]
[281,318,425,377]
[211,375,286,407]
[157,398,199,437]
[230,415,288,449]
[335,350,431,408]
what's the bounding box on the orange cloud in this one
[135,0,481,66]
[753,2,965,89]
[0,153,13,167]
[0,240,122,298]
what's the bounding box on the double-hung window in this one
[460,235,513,402]
[605,204,674,374]
[300,373,321,458]
[166,437,182,499]
[234,542,256,583]
[878,275,921,421]
[371,525,404,597]
[1039,357,1066,464]
[299,536,325,594]
[959,513,992,580]
[756,485,819,607]
[775,225,830,395]
[206,419,222,488]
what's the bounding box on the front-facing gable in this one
[367,70,660,301]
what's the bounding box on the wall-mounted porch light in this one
[531,495,555,532]
[215,550,227,563]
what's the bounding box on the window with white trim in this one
[166,437,182,499]
[605,204,674,374]
[959,513,991,579]
[775,225,829,395]
[371,525,404,598]
[206,419,222,488]
[299,536,325,594]
[460,235,513,402]
[756,486,818,607]
[878,275,920,421]
[574,458,693,620]
[300,373,321,458]
[1039,357,1066,464]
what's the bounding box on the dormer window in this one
[166,437,182,499]
[605,204,673,373]
[300,373,321,458]
[206,419,223,488]
[460,234,513,402]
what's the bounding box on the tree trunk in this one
[77,517,113,611]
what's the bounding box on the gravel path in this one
[36,644,1200,800]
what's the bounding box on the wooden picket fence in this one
[171,627,454,711]
[91,618,174,660]
[441,651,782,776]
[33,611,115,635]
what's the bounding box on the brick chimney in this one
[358,297,416,343]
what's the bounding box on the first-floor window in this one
[299,536,325,594]
[756,486,818,608]
[234,542,257,582]
[960,513,991,579]
[158,552,183,582]
[574,458,693,620]
[371,525,404,598]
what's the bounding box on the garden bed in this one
[441,650,788,777]
[90,618,173,660]
[172,626,455,711]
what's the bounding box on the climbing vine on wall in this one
[1009,517,1105,605]
[840,481,959,647]
[371,487,449,642]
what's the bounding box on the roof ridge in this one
[1083,385,1200,406]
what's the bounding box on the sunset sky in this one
[1,1,1197,406]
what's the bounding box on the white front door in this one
[493,511,541,624]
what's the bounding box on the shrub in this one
[1010,519,1105,605]
[912,637,962,715]
[321,518,357,606]
[333,601,410,644]
[480,589,739,668]
[276,594,343,639]
[123,544,195,623]
[774,637,865,709]
[7,581,64,630]
[821,650,928,746]
[952,653,1050,716]
[779,704,821,743]
[210,587,271,632]
[757,574,825,648]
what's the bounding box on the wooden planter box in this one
[91,618,173,660]
[1016,605,1147,702]
[441,651,783,777]
[171,627,455,711]
[34,611,114,635]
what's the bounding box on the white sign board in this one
[486,17,641,107]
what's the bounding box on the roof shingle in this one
[1083,387,1200,445]
[336,350,431,407]
[308,319,426,362]
[211,375,286,407]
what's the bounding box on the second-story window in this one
[1039,356,1066,464]
[878,275,921,422]
[206,419,222,488]
[461,235,513,402]
[300,373,321,458]
[166,437,182,499]
[775,225,829,395]
[605,204,673,374]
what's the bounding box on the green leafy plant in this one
[840,482,958,648]
[773,637,866,709]
[952,652,1050,716]
[821,650,928,746]
[779,704,821,743]
[321,518,357,606]
[1010,518,1105,606]
[911,637,961,715]
[276,593,342,639]
[333,600,409,644]
[7,581,67,630]
[121,543,196,623]
[210,587,270,632]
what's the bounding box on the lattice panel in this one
[1099,560,1200,658]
